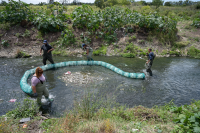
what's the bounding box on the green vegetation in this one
[93,46,107,55]
[170,50,180,56]
[62,29,76,46]
[1,39,9,47]
[52,49,68,56]
[128,35,137,42]
[187,46,200,58]
[2,91,200,132]
[22,29,30,37]
[161,49,168,55]
[192,18,200,28]
[174,41,190,48]
[6,98,39,118]
[122,53,135,58]
[15,33,21,38]
[15,50,31,58]
[72,5,177,44]
[152,0,164,9]
[0,22,10,30]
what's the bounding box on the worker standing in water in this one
[82,44,94,61]
[40,40,54,65]
[146,48,155,76]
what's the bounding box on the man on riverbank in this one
[82,44,94,61]
[40,40,54,65]
[146,48,155,76]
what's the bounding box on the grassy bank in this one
[1,91,200,133]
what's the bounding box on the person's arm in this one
[87,49,89,55]
[47,48,54,53]
[32,86,37,93]
[40,49,42,56]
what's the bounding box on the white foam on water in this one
[41,94,55,105]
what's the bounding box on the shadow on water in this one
[0,56,200,116]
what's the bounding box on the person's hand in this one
[33,93,38,97]
[40,53,42,56]
[146,62,148,64]
[47,50,50,53]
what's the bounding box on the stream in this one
[1,56,200,116]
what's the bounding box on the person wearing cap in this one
[146,48,155,76]
[82,44,94,61]
[40,40,54,65]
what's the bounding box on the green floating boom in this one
[20,61,145,94]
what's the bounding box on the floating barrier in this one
[20,61,145,94]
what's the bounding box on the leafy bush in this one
[93,46,107,55]
[33,14,65,33]
[161,50,168,55]
[122,53,135,58]
[72,5,177,44]
[188,46,200,58]
[192,18,200,28]
[175,41,190,48]
[0,0,33,24]
[169,50,180,56]
[62,29,76,46]
[6,98,39,118]
[94,0,105,9]
[22,29,30,37]
[171,100,200,133]
[15,50,31,58]
[1,39,9,47]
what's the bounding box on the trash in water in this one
[31,66,34,68]
[9,99,17,102]
[64,71,71,75]
[0,99,3,101]
[65,84,68,86]
[23,124,28,128]
[125,64,128,66]
[139,57,142,59]
[20,118,31,123]
[4,64,7,65]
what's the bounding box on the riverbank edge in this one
[0,46,191,59]
[1,99,200,132]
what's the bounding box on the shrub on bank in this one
[174,41,190,48]
[187,46,200,58]
[6,98,39,118]
[122,53,136,58]
[93,46,107,56]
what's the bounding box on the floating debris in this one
[20,118,31,123]
[23,124,28,128]
[64,71,71,75]
[9,99,17,102]
[62,72,105,86]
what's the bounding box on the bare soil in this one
[0,22,199,58]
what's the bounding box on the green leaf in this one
[194,127,200,133]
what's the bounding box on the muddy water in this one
[1,56,200,116]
